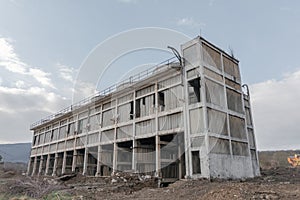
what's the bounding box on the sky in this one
[0,0,299,150]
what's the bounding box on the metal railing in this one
[30,57,178,129]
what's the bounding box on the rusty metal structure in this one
[27,37,260,181]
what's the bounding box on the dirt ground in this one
[1,167,300,200]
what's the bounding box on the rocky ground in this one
[0,167,300,199]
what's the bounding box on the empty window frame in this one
[188,78,201,104]
[78,118,88,134]
[192,151,201,174]
[158,92,165,111]
[130,101,134,120]
[67,122,75,135]
[135,99,141,118]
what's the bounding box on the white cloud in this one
[0,85,67,114]
[57,63,77,82]
[28,68,55,88]
[250,69,300,150]
[15,80,25,88]
[176,17,205,28]
[0,37,54,88]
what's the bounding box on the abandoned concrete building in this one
[27,36,260,181]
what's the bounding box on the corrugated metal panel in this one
[223,56,240,81]
[101,129,114,142]
[205,79,225,107]
[117,125,133,139]
[102,109,115,127]
[118,103,132,122]
[88,133,99,145]
[229,115,246,140]
[49,144,56,152]
[118,93,133,104]
[232,141,249,156]
[78,111,88,119]
[136,85,155,97]
[138,95,155,118]
[158,75,181,89]
[248,128,255,148]
[159,85,183,111]
[226,88,243,113]
[44,131,51,143]
[66,139,75,149]
[159,112,183,131]
[52,128,59,141]
[189,108,204,134]
[43,145,49,153]
[203,67,223,82]
[190,136,205,148]
[89,114,101,131]
[59,126,67,140]
[57,141,65,150]
[136,119,155,136]
[209,137,230,155]
[76,136,86,146]
[207,108,227,135]
[202,43,222,71]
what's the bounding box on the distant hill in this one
[259,150,300,169]
[0,143,31,163]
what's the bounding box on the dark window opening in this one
[135,99,141,118]
[142,97,146,105]
[78,120,83,134]
[33,136,37,145]
[152,94,155,105]
[37,135,40,144]
[158,92,165,111]
[50,131,54,141]
[192,151,201,174]
[188,78,201,104]
[130,101,134,120]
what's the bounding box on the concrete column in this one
[26,157,32,176]
[96,145,102,176]
[38,156,43,176]
[31,156,37,176]
[132,140,137,171]
[113,142,117,172]
[72,150,77,173]
[83,148,88,175]
[52,153,58,176]
[45,154,50,175]
[155,135,161,177]
[61,151,67,175]
[178,136,182,179]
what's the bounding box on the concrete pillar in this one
[178,136,182,179]
[132,140,137,172]
[52,153,58,176]
[83,148,88,175]
[31,156,37,176]
[61,151,67,175]
[38,156,43,176]
[72,150,77,173]
[155,135,161,177]
[96,145,102,176]
[113,142,117,172]
[26,157,32,176]
[45,154,50,175]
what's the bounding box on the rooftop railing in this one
[30,57,178,129]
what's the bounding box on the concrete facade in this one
[28,37,260,181]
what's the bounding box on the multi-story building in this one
[27,36,260,181]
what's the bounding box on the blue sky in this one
[0,0,299,150]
